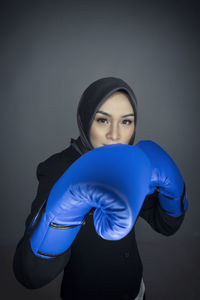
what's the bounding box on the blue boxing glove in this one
[30,144,152,259]
[136,140,188,217]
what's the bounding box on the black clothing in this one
[13,77,186,299]
[13,138,185,299]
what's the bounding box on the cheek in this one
[90,124,104,141]
[121,126,135,141]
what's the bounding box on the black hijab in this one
[71,77,138,155]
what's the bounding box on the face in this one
[89,91,135,149]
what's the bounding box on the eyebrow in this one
[96,111,135,118]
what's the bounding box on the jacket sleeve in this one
[13,159,71,289]
[139,190,186,236]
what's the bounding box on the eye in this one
[96,118,108,124]
[122,119,133,125]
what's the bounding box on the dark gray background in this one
[1,0,199,298]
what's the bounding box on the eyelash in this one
[96,118,133,125]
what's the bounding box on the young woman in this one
[13,77,187,300]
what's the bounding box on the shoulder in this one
[36,144,81,181]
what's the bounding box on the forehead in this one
[98,91,134,113]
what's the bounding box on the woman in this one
[13,77,187,300]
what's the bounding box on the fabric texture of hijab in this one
[71,77,138,155]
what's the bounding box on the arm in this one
[139,190,185,236]
[13,144,152,288]
[136,140,188,236]
[13,160,72,289]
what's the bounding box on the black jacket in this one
[13,139,185,300]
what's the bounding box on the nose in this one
[106,123,120,141]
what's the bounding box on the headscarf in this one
[71,77,138,155]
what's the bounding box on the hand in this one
[30,143,152,258]
[136,140,188,217]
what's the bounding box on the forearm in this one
[13,234,71,289]
[139,193,185,236]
